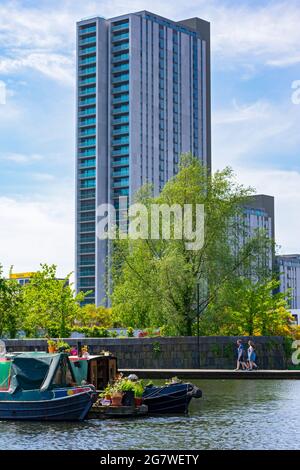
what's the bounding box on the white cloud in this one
[212,98,299,169]
[0,153,43,164]
[0,194,74,278]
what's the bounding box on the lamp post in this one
[196,281,200,368]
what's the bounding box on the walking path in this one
[119,368,300,380]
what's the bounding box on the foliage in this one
[127,327,134,337]
[71,326,111,338]
[199,278,293,337]
[111,154,278,336]
[75,304,118,328]
[0,265,24,338]
[21,264,86,337]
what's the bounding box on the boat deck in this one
[88,404,148,419]
[119,368,300,380]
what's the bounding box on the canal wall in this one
[4,336,289,370]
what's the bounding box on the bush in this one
[71,326,111,338]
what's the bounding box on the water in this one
[0,380,300,450]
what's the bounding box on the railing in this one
[112,43,129,53]
[112,63,129,73]
[112,157,129,166]
[79,25,96,35]
[112,32,129,42]
[111,23,129,32]
[112,74,129,83]
[79,45,96,55]
[112,53,129,63]
[79,36,96,45]
[111,147,129,156]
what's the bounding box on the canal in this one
[0,380,299,450]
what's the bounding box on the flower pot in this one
[111,393,123,407]
[48,346,56,354]
[122,390,135,407]
[134,397,143,407]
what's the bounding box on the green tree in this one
[200,277,293,337]
[22,264,86,337]
[0,265,24,338]
[111,154,273,335]
[75,304,115,328]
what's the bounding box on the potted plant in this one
[120,378,135,406]
[47,339,57,354]
[111,382,123,406]
[81,345,89,358]
[56,340,71,354]
[133,381,144,407]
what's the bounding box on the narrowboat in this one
[142,381,202,414]
[0,352,96,421]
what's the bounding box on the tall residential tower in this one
[76,11,211,305]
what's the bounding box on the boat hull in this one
[142,383,202,414]
[0,389,95,422]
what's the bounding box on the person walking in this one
[247,340,258,370]
[235,339,246,371]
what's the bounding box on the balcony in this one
[112,53,129,63]
[111,22,129,33]
[112,178,129,188]
[79,76,96,85]
[112,83,129,94]
[112,94,129,105]
[112,63,129,74]
[113,188,129,197]
[79,66,96,76]
[112,116,129,125]
[112,125,129,135]
[79,45,96,56]
[79,234,95,243]
[79,36,96,46]
[80,169,96,178]
[79,117,96,126]
[112,168,129,177]
[79,86,96,96]
[79,127,96,136]
[79,96,96,106]
[112,74,129,85]
[111,146,129,156]
[78,107,96,117]
[112,157,129,167]
[112,32,129,42]
[79,25,96,35]
[112,136,129,146]
[79,149,96,158]
[112,42,129,53]
[112,104,129,114]
[80,180,96,189]
[79,244,96,254]
[79,56,96,66]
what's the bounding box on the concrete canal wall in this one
[4,336,289,370]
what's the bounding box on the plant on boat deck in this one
[47,339,57,353]
[133,381,144,398]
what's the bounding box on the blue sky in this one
[0,0,300,276]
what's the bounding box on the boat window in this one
[52,359,75,387]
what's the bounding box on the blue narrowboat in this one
[0,352,96,421]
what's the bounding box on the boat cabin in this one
[70,354,118,390]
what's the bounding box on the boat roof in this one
[8,352,74,393]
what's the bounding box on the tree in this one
[111,154,275,335]
[0,265,24,338]
[75,304,115,328]
[22,264,86,337]
[199,277,293,336]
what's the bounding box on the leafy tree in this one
[111,154,274,335]
[199,278,293,336]
[75,303,115,328]
[0,265,24,338]
[22,264,86,337]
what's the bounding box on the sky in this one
[0,0,300,277]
